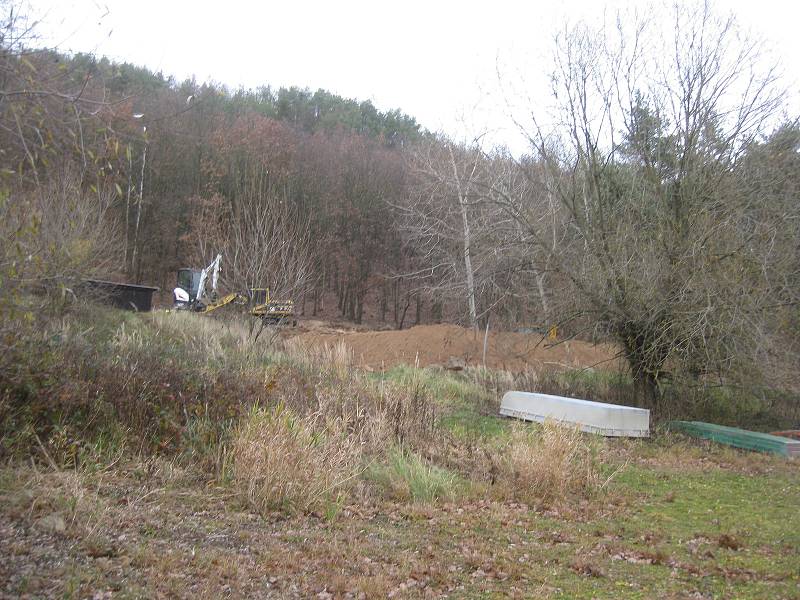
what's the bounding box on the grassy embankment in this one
[0,306,797,598]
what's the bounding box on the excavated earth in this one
[284,322,622,373]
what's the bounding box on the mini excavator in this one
[173,254,295,325]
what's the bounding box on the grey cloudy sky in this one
[24,0,800,148]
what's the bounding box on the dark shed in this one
[82,279,160,312]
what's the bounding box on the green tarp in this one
[667,421,800,458]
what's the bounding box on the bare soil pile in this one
[286,322,621,373]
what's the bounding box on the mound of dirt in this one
[286,323,621,373]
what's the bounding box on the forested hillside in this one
[0,38,424,315]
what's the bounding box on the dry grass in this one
[275,343,438,455]
[147,309,276,369]
[1,447,798,599]
[495,421,607,507]
[282,338,358,381]
[318,340,355,379]
[231,404,363,515]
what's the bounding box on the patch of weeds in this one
[181,414,235,478]
[521,368,640,409]
[660,383,799,431]
[323,494,346,522]
[374,365,491,409]
[439,407,508,440]
[366,448,465,503]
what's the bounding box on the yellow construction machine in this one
[247,288,296,325]
[173,254,295,326]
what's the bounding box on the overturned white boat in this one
[500,391,650,437]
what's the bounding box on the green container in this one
[667,421,800,458]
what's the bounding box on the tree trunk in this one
[347,285,356,321]
[131,142,147,282]
[320,265,326,312]
[619,323,665,409]
[432,299,443,323]
[356,289,365,324]
[380,283,387,322]
[459,198,477,330]
[337,277,346,314]
[312,285,319,316]
[393,278,401,325]
[449,144,477,331]
[397,293,411,330]
[124,150,132,274]
[533,267,550,323]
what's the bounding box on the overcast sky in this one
[23,0,800,149]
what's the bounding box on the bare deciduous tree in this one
[400,137,517,330]
[0,165,121,311]
[507,2,791,402]
[0,1,121,187]
[191,164,315,302]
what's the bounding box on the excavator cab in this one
[174,254,222,310]
[176,268,202,302]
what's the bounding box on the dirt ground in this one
[284,321,622,373]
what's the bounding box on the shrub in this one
[508,368,639,409]
[0,308,271,460]
[503,366,798,429]
[231,405,362,515]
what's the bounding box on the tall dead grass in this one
[275,342,438,454]
[282,339,354,378]
[495,421,605,506]
[148,310,277,370]
[226,341,443,513]
[231,404,363,514]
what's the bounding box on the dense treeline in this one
[1,1,799,413]
[0,28,548,331]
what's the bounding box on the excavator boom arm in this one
[198,292,245,313]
